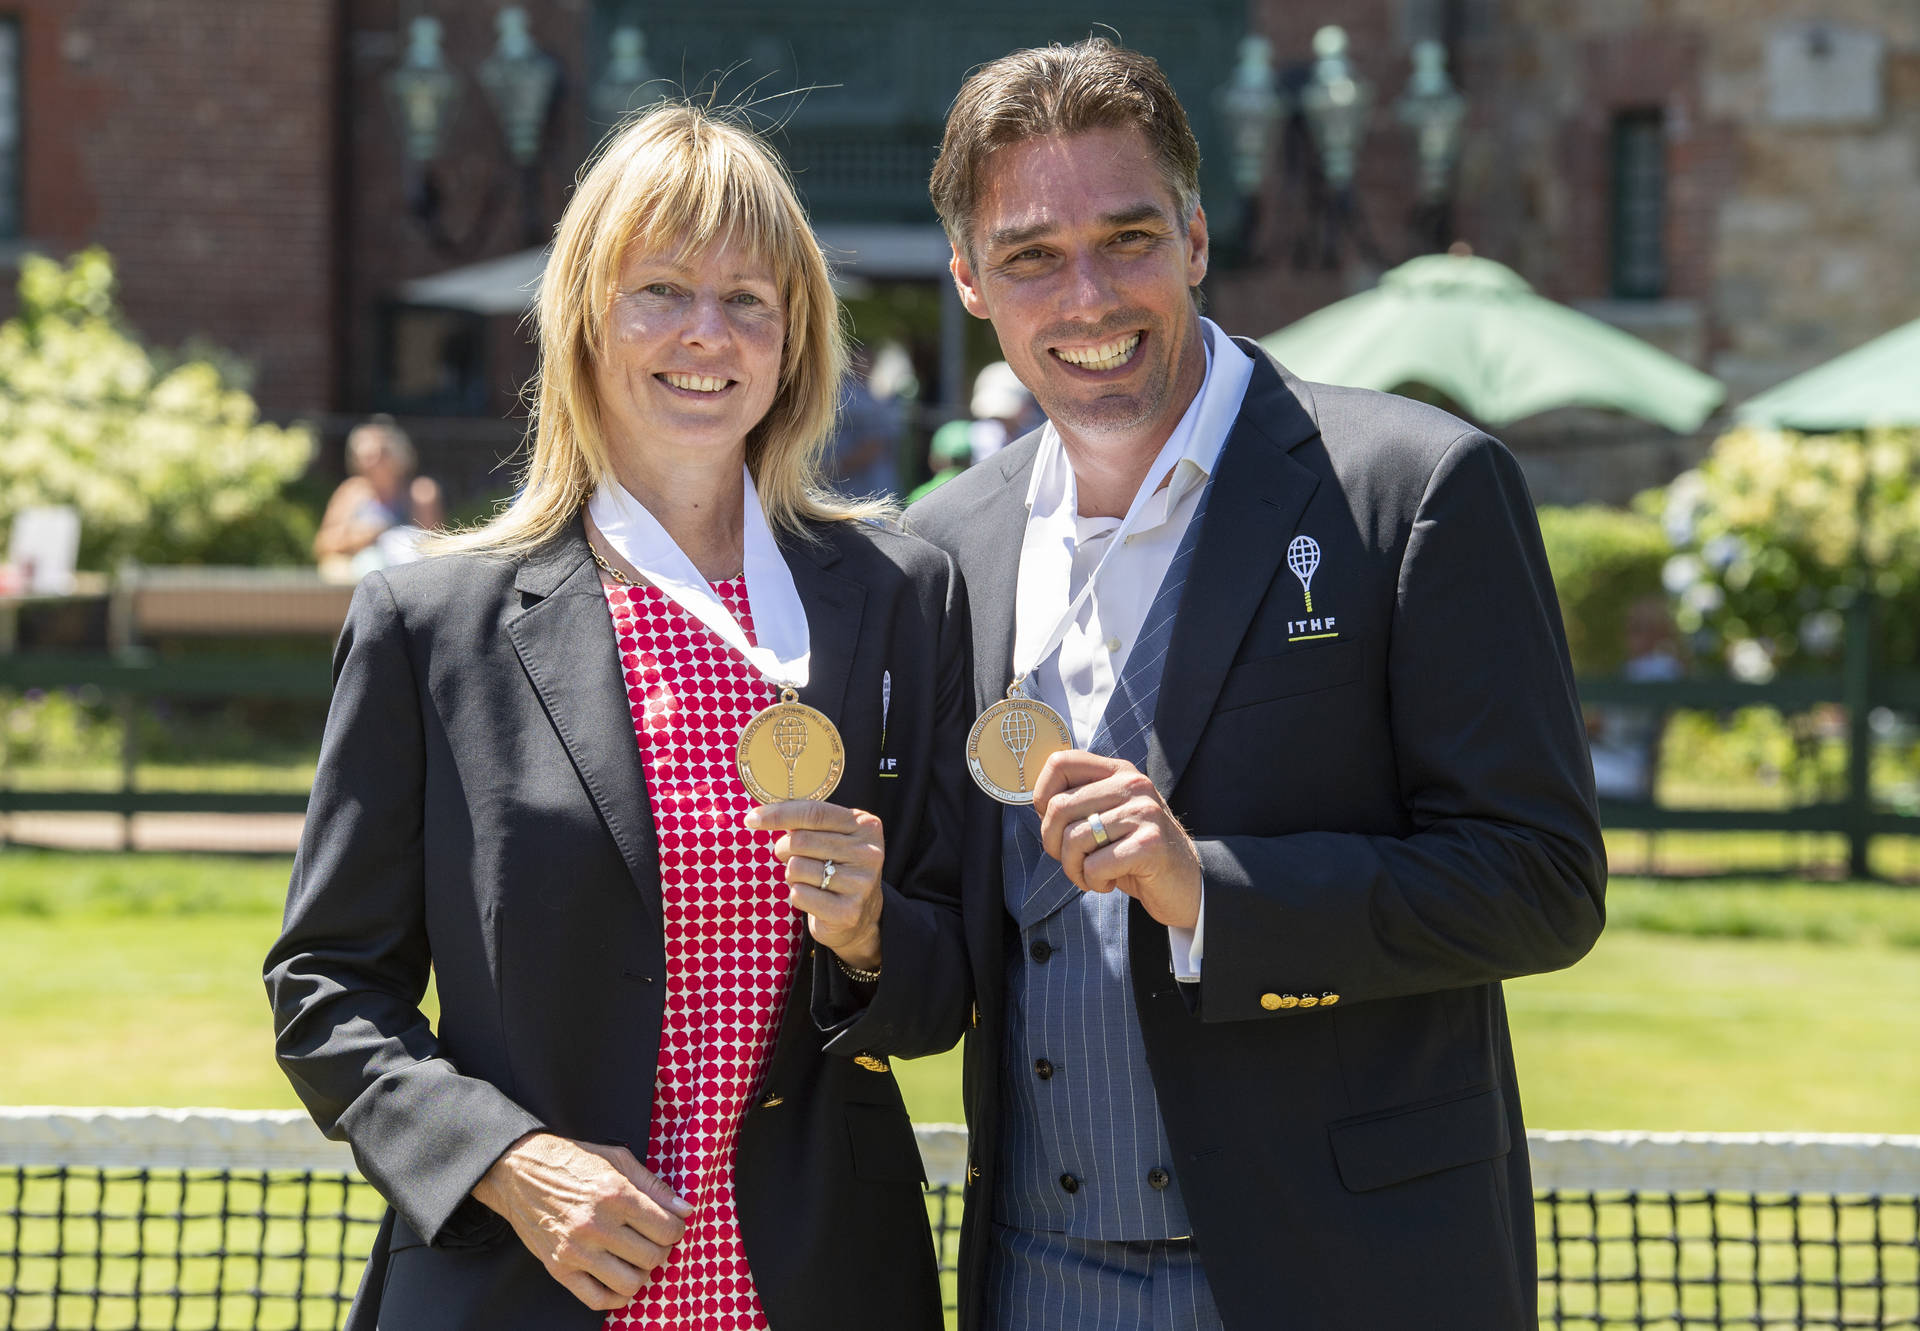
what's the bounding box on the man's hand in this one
[746,800,887,973]
[472,1132,694,1311]
[1033,750,1203,929]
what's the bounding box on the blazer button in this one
[853,1053,891,1073]
[1320,992,1341,1007]
[1298,994,1320,1008]
[759,1093,784,1109]
[1259,992,1283,1011]
[967,1160,980,1185]
[1278,994,1301,1009]
[1034,1058,1055,1080]
[1147,1167,1171,1191]
[1058,1173,1081,1195]
[971,1002,980,1028]
[1030,939,1054,963]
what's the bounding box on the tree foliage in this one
[0,248,315,569]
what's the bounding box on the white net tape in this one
[2,1108,1916,1195]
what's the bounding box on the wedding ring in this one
[1087,812,1111,849]
[820,859,837,889]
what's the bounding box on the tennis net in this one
[1,1109,1914,1329]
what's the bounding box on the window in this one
[1610,109,1666,299]
[0,17,19,241]
[377,304,490,415]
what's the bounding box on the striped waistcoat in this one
[992,483,1210,1240]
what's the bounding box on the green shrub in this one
[1657,424,1920,674]
[1538,504,1670,673]
[0,248,316,569]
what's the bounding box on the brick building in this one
[6,1,1918,503]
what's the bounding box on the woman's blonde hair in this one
[434,101,883,557]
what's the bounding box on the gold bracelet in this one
[833,953,881,984]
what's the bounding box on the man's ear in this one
[1186,204,1211,289]
[950,246,992,320]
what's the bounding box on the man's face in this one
[950,127,1208,445]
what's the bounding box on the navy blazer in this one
[266,514,972,1330]
[908,342,1607,1331]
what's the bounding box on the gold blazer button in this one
[1260,992,1284,1011]
[853,1053,891,1073]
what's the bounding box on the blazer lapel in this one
[1150,346,1323,797]
[966,441,1041,713]
[507,521,660,909]
[782,525,865,727]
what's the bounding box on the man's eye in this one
[1114,230,1150,244]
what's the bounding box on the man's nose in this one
[1061,249,1118,317]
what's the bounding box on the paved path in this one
[2,812,305,854]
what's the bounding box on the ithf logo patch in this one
[1286,535,1339,642]
[877,670,899,776]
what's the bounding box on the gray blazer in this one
[265,515,972,1330]
[908,341,1607,1331]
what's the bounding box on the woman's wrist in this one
[830,929,883,977]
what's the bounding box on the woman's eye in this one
[644,283,676,297]
[731,292,762,306]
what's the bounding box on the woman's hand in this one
[746,800,886,973]
[472,1132,694,1311]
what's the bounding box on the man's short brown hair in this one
[930,38,1202,259]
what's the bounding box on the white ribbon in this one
[586,466,810,689]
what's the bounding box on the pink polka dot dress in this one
[600,576,797,1331]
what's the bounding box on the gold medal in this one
[967,683,1073,805]
[737,687,844,805]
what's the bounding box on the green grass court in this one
[3,849,1915,1131]
[2,850,1917,1328]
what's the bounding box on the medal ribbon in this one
[1009,423,1197,695]
[586,466,810,690]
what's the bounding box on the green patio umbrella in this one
[1736,315,1920,431]
[1259,253,1725,432]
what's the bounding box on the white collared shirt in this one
[1012,318,1255,980]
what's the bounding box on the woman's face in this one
[594,231,786,468]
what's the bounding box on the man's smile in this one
[1049,330,1145,375]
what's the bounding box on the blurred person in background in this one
[822,345,904,498]
[267,103,969,1331]
[908,418,976,503]
[964,360,1041,465]
[312,417,445,580]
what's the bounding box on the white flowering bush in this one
[0,249,316,568]
[1652,424,1920,677]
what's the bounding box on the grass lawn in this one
[4,853,1918,1328]
[3,852,1917,1135]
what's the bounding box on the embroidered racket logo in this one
[1287,536,1321,613]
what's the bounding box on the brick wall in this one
[7,0,340,413]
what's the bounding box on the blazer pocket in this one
[1216,639,1362,712]
[845,1102,927,1184]
[1327,1085,1510,1194]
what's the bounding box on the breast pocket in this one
[1215,639,1362,712]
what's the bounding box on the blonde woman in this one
[266,104,969,1331]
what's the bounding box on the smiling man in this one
[905,38,1607,1331]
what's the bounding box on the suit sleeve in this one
[264,572,543,1244]
[815,549,975,1058]
[1194,431,1606,1021]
